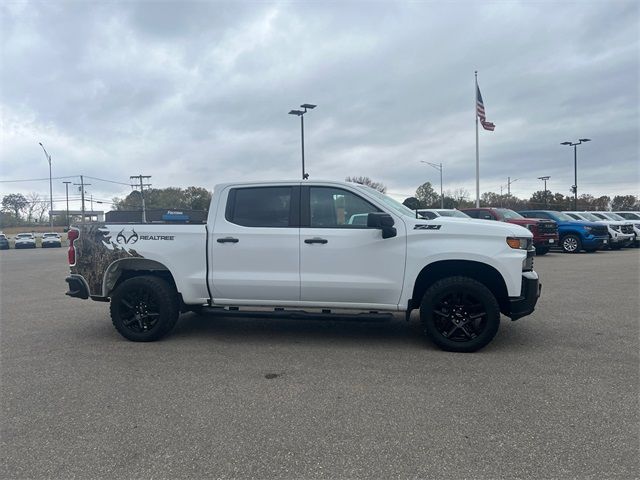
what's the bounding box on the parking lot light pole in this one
[38,142,53,228]
[537,176,550,208]
[421,161,444,208]
[288,104,316,180]
[561,138,591,210]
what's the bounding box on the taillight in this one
[67,228,79,266]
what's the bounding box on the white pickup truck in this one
[65,180,541,352]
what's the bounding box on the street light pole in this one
[288,104,316,180]
[38,142,53,228]
[537,176,550,208]
[63,181,72,226]
[421,161,444,208]
[561,138,591,210]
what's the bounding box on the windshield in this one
[436,210,470,218]
[577,212,599,221]
[552,212,575,222]
[17,233,32,238]
[44,233,57,237]
[602,212,624,221]
[357,186,418,219]
[499,209,524,219]
[619,212,640,220]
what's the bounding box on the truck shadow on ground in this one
[168,312,533,352]
[173,312,425,348]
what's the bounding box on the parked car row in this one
[0,232,62,250]
[416,208,639,254]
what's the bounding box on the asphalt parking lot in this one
[1,247,638,479]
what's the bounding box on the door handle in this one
[304,238,328,244]
[217,237,239,243]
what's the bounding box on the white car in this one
[416,209,471,219]
[599,212,639,247]
[14,233,36,249]
[41,232,62,248]
[563,212,634,249]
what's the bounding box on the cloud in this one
[1,0,637,210]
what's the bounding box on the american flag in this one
[476,85,495,131]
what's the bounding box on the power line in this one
[0,175,77,183]
[84,175,132,186]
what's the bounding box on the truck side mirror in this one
[367,212,397,239]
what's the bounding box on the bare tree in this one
[35,199,49,223]
[345,176,387,193]
[25,192,41,223]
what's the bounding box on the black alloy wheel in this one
[420,276,500,352]
[110,276,179,342]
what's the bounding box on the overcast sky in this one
[1,0,638,210]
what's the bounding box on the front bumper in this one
[508,271,541,321]
[533,235,558,247]
[582,235,608,249]
[65,275,90,299]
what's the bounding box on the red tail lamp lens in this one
[68,228,79,265]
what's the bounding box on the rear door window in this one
[226,187,294,227]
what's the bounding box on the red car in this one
[461,208,559,255]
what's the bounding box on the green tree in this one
[1,193,28,220]
[415,182,438,208]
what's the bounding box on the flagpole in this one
[475,71,480,207]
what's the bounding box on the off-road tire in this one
[561,234,581,253]
[110,275,179,342]
[420,276,501,352]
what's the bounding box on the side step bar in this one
[198,306,394,323]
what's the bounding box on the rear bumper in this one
[508,271,541,321]
[65,275,90,299]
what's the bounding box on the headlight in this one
[526,224,536,231]
[635,224,640,229]
[611,225,620,231]
[507,237,530,250]
[583,226,593,233]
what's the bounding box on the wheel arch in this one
[102,258,178,298]
[410,260,510,315]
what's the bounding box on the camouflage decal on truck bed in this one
[71,223,142,296]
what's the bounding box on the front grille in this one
[592,225,608,236]
[538,222,558,234]
[622,225,634,234]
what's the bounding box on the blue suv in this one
[518,210,609,253]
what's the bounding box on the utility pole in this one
[537,176,550,208]
[90,194,94,212]
[63,181,72,226]
[130,175,152,223]
[507,177,518,196]
[73,176,91,224]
